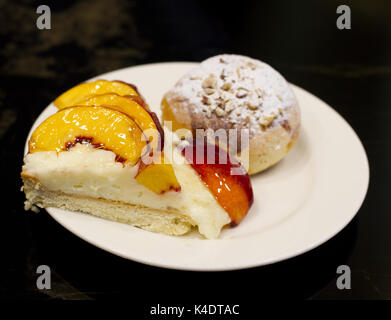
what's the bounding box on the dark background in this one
[0,0,389,301]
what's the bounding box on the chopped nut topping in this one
[236,88,248,99]
[259,113,276,127]
[220,69,227,80]
[221,82,231,91]
[201,95,211,105]
[247,101,259,110]
[204,88,215,95]
[177,55,293,136]
[216,97,225,108]
[246,62,256,70]
[215,107,225,117]
[264,114,275,122]
[202,74,216,89]
[225,100,234,113]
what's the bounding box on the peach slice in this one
[54,80,139,109]
[77,93,164,151]
[161,96,189,132]
[135,152,181,194]
[29,106,146,165]
[181,139,253,225]
[126,95,150,111]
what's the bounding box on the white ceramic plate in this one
[25,62,369,271]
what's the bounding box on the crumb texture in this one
[22,176,194,236]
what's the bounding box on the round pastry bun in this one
[161,54,300,175]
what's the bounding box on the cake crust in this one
[22,173,195,236]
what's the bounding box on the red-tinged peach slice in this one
[77,93,164,151]
[181,139,253,225]
[54,80,139,109]
[29,106,147,165]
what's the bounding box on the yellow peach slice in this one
[125,95,151,111]
[77,93,162,150]
[136,152,181,194]
[54,80,139,109]
[29,106,146,165]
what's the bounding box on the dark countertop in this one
[0,0,390,301]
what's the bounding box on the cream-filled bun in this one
[161,54,300,174]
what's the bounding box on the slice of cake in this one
[21,81,253,239]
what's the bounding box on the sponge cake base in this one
[22,174,194,236]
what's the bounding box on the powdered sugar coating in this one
[171,54,297,134]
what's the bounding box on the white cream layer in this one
[22,143,230,239]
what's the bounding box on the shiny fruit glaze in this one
[77,93,164,151]
[54,80,139,109]
[136,151,181,194]
[29,106,147,166]
[34,79,180,194]
[181,139,253,225]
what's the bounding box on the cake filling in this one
[22,143,231,239]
